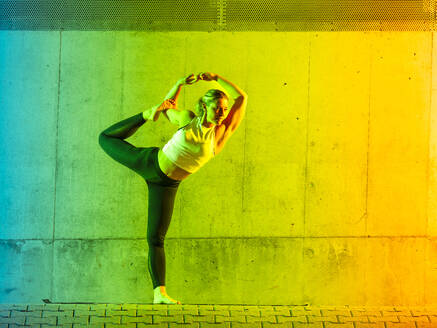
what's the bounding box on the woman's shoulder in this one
[178,110,197,127]
[178,113,197,131]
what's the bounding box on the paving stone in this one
[137,323,170,328]
[321,310,352,317]
[10,310,42,317]
[121,315,153,324]
[41,311,59,317]
[317,307,349,310]
[354,323,385,328]
[40,304,62,311]
[199,309,231,316]
[27,305,51,311]
[105,323,137,328]
[0,305,16,311]
[386,323,416,328]
[292,309,322,317]
[105,304,124,310]
[74,308,105,316]
[154,314,184,324]
[293,323,323,328]
[138,308,169,316]
[247,315,276,323]
[9,310,28,317]
[257,306,276,310]
[398,315,430,322]
[181,305,207,311]
[229,309,261,316]
[215,314,246,323]
[168,308,200,315]
[382,310,412,317]
[368,315,399,322]
[26,316,57,325]
[214,306,232,310]
[272,307,294,316]
[256,323,291,328]
[58,304,92,311]
[228,306,245,311]
[184,314,215,324]
[90,304,109,310]
[324,323,354,328]
[230,323,262,328]
[289,306,307,312]
[89,315,122,324]
[306,315,339,323]
[0,316,26,324]
[57,315,89,325]
[338,315,370,323]
[198,323,230,328]
[411,309,435,316]
[276,315,307,323]
[351,310,382,317]
[104,309,136,316]
[416,323,437,328]
[169,323,200,328]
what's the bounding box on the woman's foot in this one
[153,286,181,304]
[145,99,177,122]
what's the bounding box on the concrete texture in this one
[0,30,436,305]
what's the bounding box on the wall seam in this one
[365,32,373,236]
[303,36,312,237]
[120,33,125,120]
[241,36,249,214]
[363,31,374,306]
[50,29,63,302]
[426,32,433,239]
[425,30,434,304]
[301,35,312,300]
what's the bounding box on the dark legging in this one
[98,111,182,289]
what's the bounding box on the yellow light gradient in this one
[0,30,436,305]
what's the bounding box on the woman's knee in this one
[147,234,165,248]
[98,133,110,152]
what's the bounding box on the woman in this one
[98,72,248,304]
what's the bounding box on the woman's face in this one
[203,97,229,126]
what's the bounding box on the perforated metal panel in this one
[0,0,435,31]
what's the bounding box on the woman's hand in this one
[179,73,199,85]
[197,72,218,81]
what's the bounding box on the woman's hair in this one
[195,89,229,118]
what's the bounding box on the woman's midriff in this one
[157,148,192,181]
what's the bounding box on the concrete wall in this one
[0,31,436,305]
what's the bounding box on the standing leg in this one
[99,111,181,304]
[147,181,181,304]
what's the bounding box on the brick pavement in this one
[0,304,437,328]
